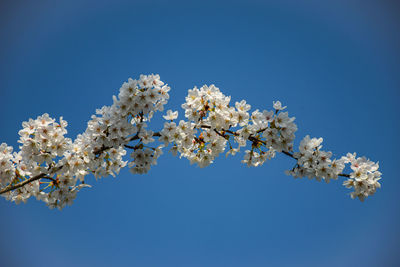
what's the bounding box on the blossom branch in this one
[0,74,381,209]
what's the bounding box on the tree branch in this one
[0,125,351,196]
[0,173,56,195]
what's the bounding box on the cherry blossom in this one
[0,74,382,209]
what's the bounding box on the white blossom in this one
[273,100,287,111]
[163,110,178,120]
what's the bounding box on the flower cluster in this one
[286,135,346,183]
[160,84,234,167]
[0,143,15,191]
[72,74,170,179]
[0,74,383,209]
[129,143,164,174]
[161,85,298,168]
[239,101,297,167]
[18,114,71,165]
[1,74,171,209]
[8,115,74,204]
[342,153,382,201]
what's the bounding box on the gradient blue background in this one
[0,1,399,266]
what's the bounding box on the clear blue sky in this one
[1,1,399,266]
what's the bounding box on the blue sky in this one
[0,0,399,266]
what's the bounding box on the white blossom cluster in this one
[0,114,89,207]
[18,114,71,166]
[0,74,383,209]
[0,74,170,209]
[16,114,78,207]
[159,85,297,169]
[240,101,297,167]
[0,143,15,192]
[128,124,164,174]
[286,136,382,201]
[60,74,169,181]
[286,135,346,183]
[159,84,234,167]
[342,153,381,201]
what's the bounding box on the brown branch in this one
[282,150,294,158]
[213,129,226,138]
[0,173,56,195]
[1,132,163,194]
[256,127,268,133]
[225,129,239,136]
[93,132,161,155]
[0,123,352,196]
[0,165,62,195]
[203,124,352,179]
[93,134,140,155]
